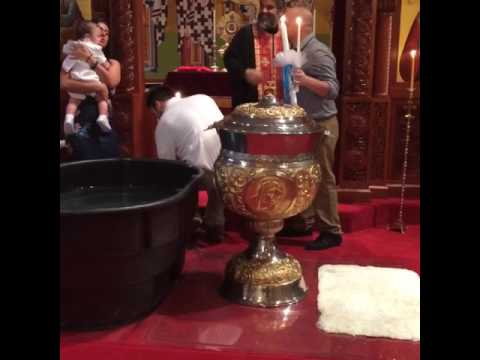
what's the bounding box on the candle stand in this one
[389,88,417,234]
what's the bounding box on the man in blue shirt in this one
[282,2,342,250]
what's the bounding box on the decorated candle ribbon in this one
[282,65,297,105]
[275,49,305,105]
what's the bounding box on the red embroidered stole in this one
[252,26,284,102]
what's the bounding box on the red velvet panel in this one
[165,71,232,97]
[245,134,319,156]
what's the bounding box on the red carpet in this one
[61,222,420,360]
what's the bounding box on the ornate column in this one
[373,0,396,96]
[110,0,146,157]
[338,0,378,194]
[340,101,371,189]
[144,0,158,71]
[366,0,396,186]
[342,0,377,96]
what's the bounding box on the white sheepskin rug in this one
[317,264,420,341]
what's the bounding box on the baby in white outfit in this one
[62,21,111,134]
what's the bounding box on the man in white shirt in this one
[146,86,225,243]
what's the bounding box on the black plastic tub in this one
[60,158,203,330]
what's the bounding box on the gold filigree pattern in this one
[226,253,302,286]
[290,166,321,215]
[233,103,306,120]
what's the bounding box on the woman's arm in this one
[69,45,121,89]
[60,70,109,101]
[96,59,121,89]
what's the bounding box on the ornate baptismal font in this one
[212,95,324,307]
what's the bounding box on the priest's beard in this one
[257,12,278,34]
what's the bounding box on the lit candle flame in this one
[410,49,417,59]
[175,92,182,98]
[295,16,302,25]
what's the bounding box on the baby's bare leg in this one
[96,99,111,132]
[64,98,82,135]
[66,98,81,115]
[98,100,108,116]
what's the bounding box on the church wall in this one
[143,0,335,82]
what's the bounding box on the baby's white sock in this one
[97,115,111,132]
[64,114,75,135]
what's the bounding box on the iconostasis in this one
[142,0,334,81]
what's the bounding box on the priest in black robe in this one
[223,0,285,108]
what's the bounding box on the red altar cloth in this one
[165,71,232,97]
[176,66,213,72]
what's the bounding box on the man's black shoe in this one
[304,232,342,251]
[277,226,313,237]
[205,225,225,244]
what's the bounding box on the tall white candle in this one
[313,9,316,35]
[296,16,302,54]
[279,15,290,52]
[409,49,417,91]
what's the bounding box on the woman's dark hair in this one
[146,85,175,108]
[91,17,108,25]
[74,21,97,40]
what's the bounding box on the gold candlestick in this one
[210,8,220,72]
[389,88,416,234]
[210,42,219,71]
[217,43,229,72]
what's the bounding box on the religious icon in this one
[60,0,82,28]
[143,0,157,71]
[181,25,206,66]
[244,176,297,217]
[218,10,243,44]
[60,0,84,59]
